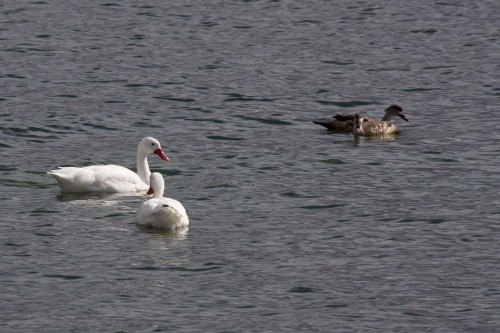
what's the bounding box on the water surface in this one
[1,0,499,332]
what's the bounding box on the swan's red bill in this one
[147,187,154,195]
[154,148,169,161]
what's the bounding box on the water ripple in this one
[0,179,52,189]
[153,96,196,103]
[223,93,275,103]
[234,115,292,126]
[207,135,245,141]
[44,274,84,280]
[314,100,375,107]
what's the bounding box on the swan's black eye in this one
[151,143,155,146]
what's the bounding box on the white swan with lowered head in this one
[136,172,189,229]
[47,137,169,193]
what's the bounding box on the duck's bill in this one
[154,148,169,161]
[400,114,409,122]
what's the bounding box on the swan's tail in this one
[47,167,80,191]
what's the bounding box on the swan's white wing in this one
[48,165,148,192]
[136,197,189,229]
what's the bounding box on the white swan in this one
[47,137,169,193]
[136,172,189,229]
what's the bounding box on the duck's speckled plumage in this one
[353,113,401,136]
[313,104,408,133]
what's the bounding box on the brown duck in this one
[313,104,408,133]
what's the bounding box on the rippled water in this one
[1,0,499,332]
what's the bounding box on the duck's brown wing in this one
[313,118,354,132]
[334,113,373,123]
[334,114,355,121]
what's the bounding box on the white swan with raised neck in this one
[47,137,168,193]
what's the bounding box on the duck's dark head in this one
[386,104,408,122]
[354,113,363,129]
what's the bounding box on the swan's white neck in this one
[152,178,165,198]
[136,149,150,185]
[153,185,164,198]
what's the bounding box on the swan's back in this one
[47,165,148,192]
[136,197,189,229]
